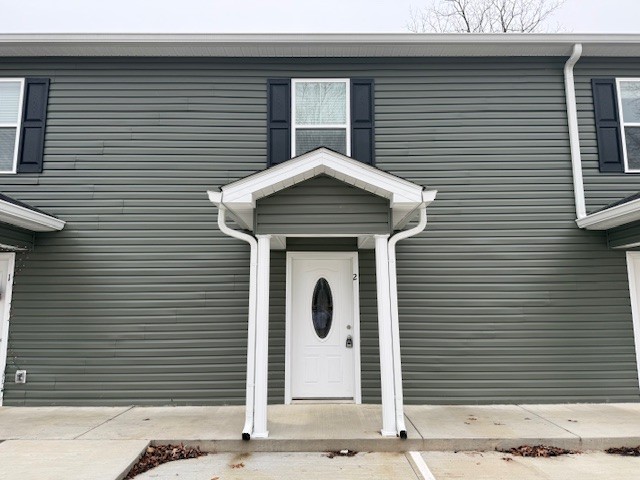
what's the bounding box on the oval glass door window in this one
[312,277,333,339]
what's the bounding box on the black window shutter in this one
[351,79,374,165]
[267,79,291,166]
[17,78,50,174]
[592,78,624,173]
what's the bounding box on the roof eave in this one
[0,199,65,232]
[576,198,640,230]
[1,33,640,57]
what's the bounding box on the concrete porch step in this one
[1,403,639,453]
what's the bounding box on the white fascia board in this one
[576,198,640,230]
[222,148,423,205]
[221,149,426,231]
[2,33,640,58]
[0,199,65,232]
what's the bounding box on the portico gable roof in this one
[210,148,436,231]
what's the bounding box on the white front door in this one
[287,252,360,402]
[0,252,16,405]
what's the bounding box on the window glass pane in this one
[625,127,640,170]
[296,129,347,156]
[0,128,16,171]
[0,82,21,123]
[620,82,640,124]
[295,82,346,125]
[312,278,333,339]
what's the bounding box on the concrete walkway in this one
[0,403,639,479]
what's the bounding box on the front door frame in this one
[285,251,362,404]
[0,252,16,406]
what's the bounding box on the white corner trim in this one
[564,43,585,220]
[0,252,16,406]
[625,252,640,393]
[576,197,640,230]
[0,199,65,232]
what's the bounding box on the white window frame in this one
[0,78,25,175]
[291,78,351,158]
[616,78,640,173]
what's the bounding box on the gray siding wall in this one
[576,59,640,212]
[0,57,637,406]
[255,175,391,235]
[0,223,33,250]
[608,221,640,249]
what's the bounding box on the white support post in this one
[253,234,271,438]
[375,234,396,437]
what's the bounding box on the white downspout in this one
[387,191,433,438]
[208,191,258,440]
[564,43,585,219]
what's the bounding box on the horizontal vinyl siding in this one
[255,175,390,235]
[576,59,640,212]
[608,221,640,249]
[0,223,33,250]
[0,57,636,406]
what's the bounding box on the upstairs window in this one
[292,79,350,157]
[0,79,25,174]
[618,79,640,172]
[267,78,374,166]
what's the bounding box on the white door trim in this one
[625,251,640,392]
[285,251,361,404]
[0,252,16,406]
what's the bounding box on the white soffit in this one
[1,33,640,57]
[0,198,65,232]
[576,198,640,230]
[219,148,432,230]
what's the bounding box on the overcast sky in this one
[0,0,638,34]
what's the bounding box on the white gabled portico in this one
[208,148,436,440]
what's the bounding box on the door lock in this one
[346,335,353,348]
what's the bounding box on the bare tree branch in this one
[407,0,565,33]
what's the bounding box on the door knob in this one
[346,335,353,348]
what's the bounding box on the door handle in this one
[346,335,353,348]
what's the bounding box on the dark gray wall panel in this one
[576,59,640,211]
[608,221,640,249]
[0,57,636,406]
[255,175,391,235]
[0,223,33,250]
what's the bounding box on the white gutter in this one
[0,198,65,232]
[208,190,258,440]
[576,197,640,230]
[564,43,585,220]
[387,189,436,438]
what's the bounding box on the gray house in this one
[0,33,640,439]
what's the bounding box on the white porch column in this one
[253,234,271,438]
[375,234,396,436]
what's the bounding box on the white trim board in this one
[625,252,640,393]
[284,251,362,405]
[0,252,16,406]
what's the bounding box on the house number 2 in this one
[353,274,358,281]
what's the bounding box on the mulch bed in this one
[125,444,207,479]
[498,445,577,457]
[606,446,640,457]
